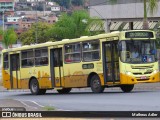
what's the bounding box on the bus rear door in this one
[103,41,120,84]
[10,53,20,89]
[50,48,63,87]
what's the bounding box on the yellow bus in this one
[2,30,159,95]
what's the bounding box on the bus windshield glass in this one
[120,40,157,63]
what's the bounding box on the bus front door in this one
[10,54,20,89]
[103,41,120,84]
[50,48,63,87]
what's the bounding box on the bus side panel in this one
[63,63,87,87]
[2,69,11,89]
[20,66,52,89]
[36,66,52,89]
[20,68,33,89]
[63,62,104,88]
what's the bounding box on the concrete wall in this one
[89,1,160,19]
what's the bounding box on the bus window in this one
[3,53,8,69]
[21,50,34,67]
[120,40,157,63]
[82,40,100,61]
[64,43,81,63]
[35,48,48,66]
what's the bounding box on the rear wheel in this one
[57,88,72,94]
[120,84,134,93]
[30,78,46,95]
[90,75,104,93]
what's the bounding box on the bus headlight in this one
[126,71,132,75]
[153,70,158,74]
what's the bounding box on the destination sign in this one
[125,31,154,38]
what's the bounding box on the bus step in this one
[54,87,63,90]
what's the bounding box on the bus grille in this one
[131,65,154,69]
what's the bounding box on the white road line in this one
[26,100,45,107]
[14,99,38,109]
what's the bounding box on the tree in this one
[109,0,158,29]
[71,0,83,6]
[19,22,52,45]
[47,10,103,40]
[0,28,17,48]
[53,0,71,9]
[143,0,158,29]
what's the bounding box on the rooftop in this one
[0,0,13,2]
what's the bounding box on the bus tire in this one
[57,88,72,94]
[90,75,104,93]
[30,78,45,95]
[120,84,134,93]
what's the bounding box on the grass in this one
[43,106,56,111]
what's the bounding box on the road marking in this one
[25,100,45,107]
[14,99,38,109]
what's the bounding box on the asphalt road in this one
[0,84,160,111]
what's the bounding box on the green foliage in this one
[53,0,71,8]
[48,10,103,40]
[43,106,55,111]
[148,0,158,15]
[19,22,52,45]
[71,0,83,6]
[0,28,18,48]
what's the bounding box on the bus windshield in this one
[120,40,157,63]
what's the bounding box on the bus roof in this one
[1,30,155,53]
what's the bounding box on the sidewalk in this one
[0,99,44,111]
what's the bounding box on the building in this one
[18,17,35,30]
[51,5,60,12]
[41,16,57,24]
[89,0,160,32]
[7,16,21,22]
[0,0,14,12]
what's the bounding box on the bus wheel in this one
[57,88,72,94]
[120,84,134,93]
[30,78,45,95]
[90,75,104,93]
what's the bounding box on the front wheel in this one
[57,88,72,94]
[120,84,134,93]
[90,75,104,93]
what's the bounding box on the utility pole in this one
[2,9,5,48]
[2,10,4,33]
[35,0,38,44]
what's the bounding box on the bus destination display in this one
[125,31,154,38]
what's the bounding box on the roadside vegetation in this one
[43,106,56,111]
[0,28,18,48]
[19,10,103,45]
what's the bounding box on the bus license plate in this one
[141,76,147,79]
